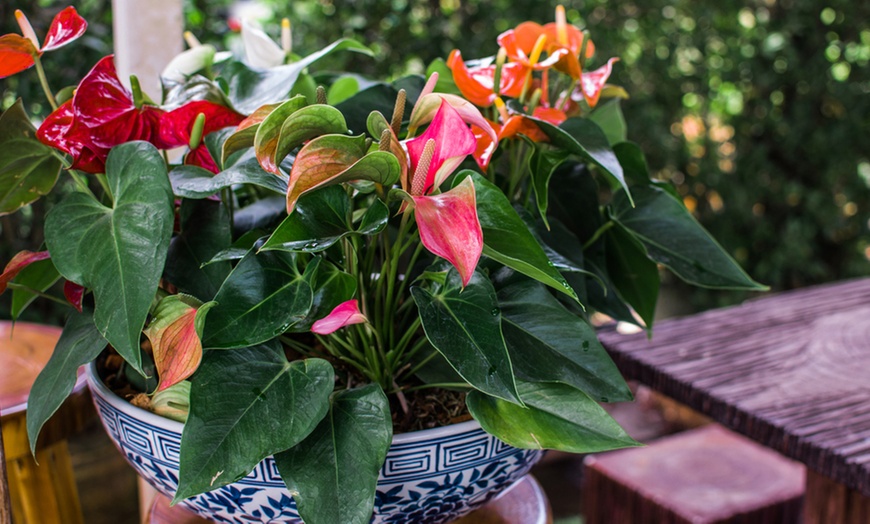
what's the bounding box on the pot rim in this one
[85,360,482,444]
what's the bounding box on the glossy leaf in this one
[145,294,216,392]
[162,75,234,112]
[202,249,313,349]
[27,310,106,456]
[224,39,372,114]
[411,268,520,404]
[44,142,174,371]
[0,100,62,214]
[272,105,348,173]
[253,96,308,174]
[531,116,630,202]
[262,186,389,253]
[290,259,357,333]
[164,199,232,301]
[467,381,639,453]
[10,258,60,320]
[275,385,391,524]
[220,103,281,164]
[612,186,767,290]
[326,75,360,105]
[461,171,577,301]
[413,177,482,287]
[604,221,659,329]
[497,277,632,402]
[205,229,267,265]
[589,99,627,146]
[613,142,650,184]
[174,344,334,501]
[170,156,288,199]
[287,135,399,213]
[528,143,569,229]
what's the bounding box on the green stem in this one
[583,220,615,249]
[32,54,57,111]
[403,382,471,393]
[95,173,113,204]
[6,283,69,307]
[67,170,97,199]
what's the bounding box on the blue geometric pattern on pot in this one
[89,363,543,524]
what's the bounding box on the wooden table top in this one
[0,321,65,416]
[598,278,870,496]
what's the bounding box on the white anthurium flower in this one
[241,18,286,69]
[161,44,216,83]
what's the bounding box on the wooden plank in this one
[599,278,870,496]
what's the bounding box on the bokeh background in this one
[2,0,868,321]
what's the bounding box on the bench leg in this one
[805,469,870,524]
[6,440,84,524]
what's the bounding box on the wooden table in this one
[598,278,870,523]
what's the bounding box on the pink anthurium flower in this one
[412,177,483,287]
[574,57,620,108]
[144,295,215,392]
[0,7,87,79]
[405,100,477,195]
[311,299,368,335]
[0,250,51,294]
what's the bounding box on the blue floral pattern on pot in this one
[87,363,543,523]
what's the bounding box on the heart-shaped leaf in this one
[220,102,282,163]
[459,171,577,301]
[612,185,767,290]
[164,199,232,301]
[289,259,357,333]
[497,277,632,402]
[253,96,308,173]
[272,105,348,173]
[262,186,388,253]
[530,116,630,203]
[467,380,639,453]
[589,99,627,146]
[174,344,334,501]
[202,249,313,349]
[45,141,174,371]
[27,310,106,456]
[275,384,391,524]
[411,268,520,404]
[170,155,288,199]
[0,100,62,215]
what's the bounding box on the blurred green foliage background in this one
[2,0,869,316]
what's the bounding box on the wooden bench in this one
[598,278,870,523]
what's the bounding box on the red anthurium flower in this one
[0,250,51,294]
[311,300,368,335]
[37,100,108,173]
[575,57,620,108]
[446,49,527,107]
[0,7,87,79]
[64,281,85,313]
[405,100,477,195]
[412,177,483,287]
[471,107,566,170]
[158,100,245,173]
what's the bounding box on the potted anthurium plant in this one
[0,5,765,524]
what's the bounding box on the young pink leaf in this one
[144,294,216,392]
[311,299,368,335]
[0,250,50,294]
[412,177,483,287]
[40,6,87,52]
[285,134,368,213]
[578,58,620,108]
[406,100,477,195]
[63,280,85,313]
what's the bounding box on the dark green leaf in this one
[10,258,60,320]
[27,310,106,455]
[498,278,631,401]
[461,171,577,301]
[289,258,357,333]
[275,384,391,524]
[528,144,570,229]
[205,229,266,265]
[613,186,766,290]
[45,142,174,371]
[531,116,630,202]
[411,268,520,404]
[604,221,660,328]
[613,142,650,185]
[336,84,402,135]
[225,39,372,113]
[164,199,232,301]
[546,162,601,244]
[262,187,388,253]
[467,381,639,453]
[174,344,334,501]
[425,58,462,96]
[203,249,313,348]
[233,196,287,233]
[162,75,233,111]
[589,99,627,146]
[170,156,288,199]
[0,100,62,215]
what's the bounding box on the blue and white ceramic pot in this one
[86,362,544,523]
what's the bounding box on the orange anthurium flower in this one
[506,6,595,79]
[471,107,567,170]
[575,57,620,108]
[447,49,527,107]
[496,29,567,72]
[0,7,87,78]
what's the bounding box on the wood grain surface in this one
[598,278,870,496]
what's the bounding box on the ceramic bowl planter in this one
[86,362,544,523]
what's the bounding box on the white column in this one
[112,0,184,99]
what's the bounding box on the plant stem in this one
[32,54,57,111]
[583,220,615,249]
[404,382,471,393]
[6,283,69,307]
